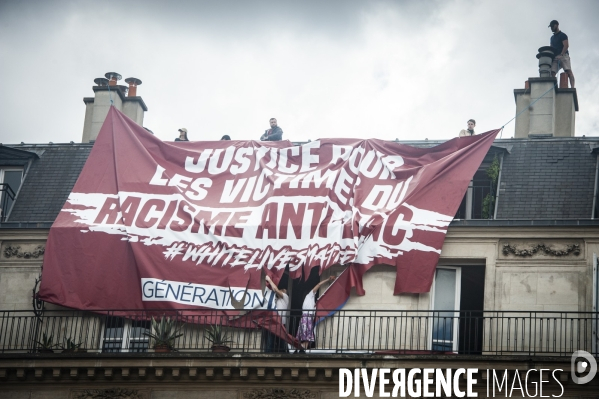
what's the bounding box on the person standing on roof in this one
[260,118,283,141]
[549,20,575,88]
[175,128,189,141]
[459,119,476,137]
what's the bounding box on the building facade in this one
[1,64,598,398]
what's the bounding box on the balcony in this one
[1,309,597,357]
[454,179,495,220]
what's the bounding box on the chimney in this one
[81,72,148,143]
[513,47,578,138]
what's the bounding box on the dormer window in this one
[454,154,501,220]
[0,168,23,220]
[0,145,39,222]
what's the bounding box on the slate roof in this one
[495,138,598,219]
[3,143,93,223]
[0,137,597,224]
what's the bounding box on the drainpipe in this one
[592,156,599,219]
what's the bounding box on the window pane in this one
[434,269,456,311]
[432,269,457,350]
[129,340,149,352]
[102,341,123,353]
[130,320,150,338]
[129,320,150,352]
[102,317,124,353]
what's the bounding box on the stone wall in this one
[2,226,598,315]
[0,229,47,311]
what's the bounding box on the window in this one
[430,267,461,352]
[454,154,501,220]
[0,168,23,221]
[101,317,150,353]
[430,265,486,354]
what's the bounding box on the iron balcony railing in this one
[1,309,597,356]
[0,183,16,222]
[454,179,495,220]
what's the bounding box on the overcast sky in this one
[1,0,598,144]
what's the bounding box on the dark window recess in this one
[458,266,485,355]
[454,169,495,220]
[102,317,149,353]
[455,196,467,220]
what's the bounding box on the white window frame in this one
[98,317,150,353]
[429,266,462,352]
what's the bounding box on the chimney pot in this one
[525,80,530,89]
[536,47,556,78]
[94,77,109,86]
[124,77,142,97]
[104,72,122,86]
[559,73,568,88]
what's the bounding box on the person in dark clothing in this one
[175,128,189,141]
[549,20,575,88]
[260,118,283,141]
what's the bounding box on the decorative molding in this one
[502,243,581,257]
[72,388,145,399]
[244,389,316,399]
[4,244,45,259]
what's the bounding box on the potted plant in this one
[35,333,58,353]
[61,337,86,353]
[143,316,183,352]
[206,324,232,353]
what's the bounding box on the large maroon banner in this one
[39,107,498,313]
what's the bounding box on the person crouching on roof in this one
[175,128,189,141]
[459,119,476,137]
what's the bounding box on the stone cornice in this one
[1,353,591,395]
[446,225,599,239]
[0,353,576,378]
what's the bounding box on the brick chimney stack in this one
[512,47,578,138]
[81,72,148,143]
